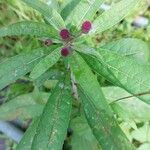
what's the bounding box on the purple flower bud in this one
[60,29,70,40]
[61,47,70,57]
[82,21,92,33]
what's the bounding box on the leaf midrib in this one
[47,77,68,148]
[79,86,124,149]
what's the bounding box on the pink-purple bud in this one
[60,29,70,40]
[82,21,92,33]
[44,39,53,46]
[61,47,70,57]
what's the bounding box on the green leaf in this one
[131,123,150,143]
[69,52,111,113]
[0,47,55,90]
[35,70,62,87]
[71,116,101,150]
[0,93,44,121]
[16,118,40,150]
[92,0,141,34]
[0,21,58,38]
[102,86,150,121]
[102,38,150,64]
[79,89,135,150]
[77,46,123,87]
[98,48,150,105]
[66,0,104,28]
[78,46,150,105]
[137,143,150,150]
[69,53,134,150]
[60,0,82,20]
[119,121,136,141]
[31,75,72,150]
[22,0,65,30]
[44,0,59,11]
[30,47,61,79]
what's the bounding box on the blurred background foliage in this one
[0,0,150,150]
